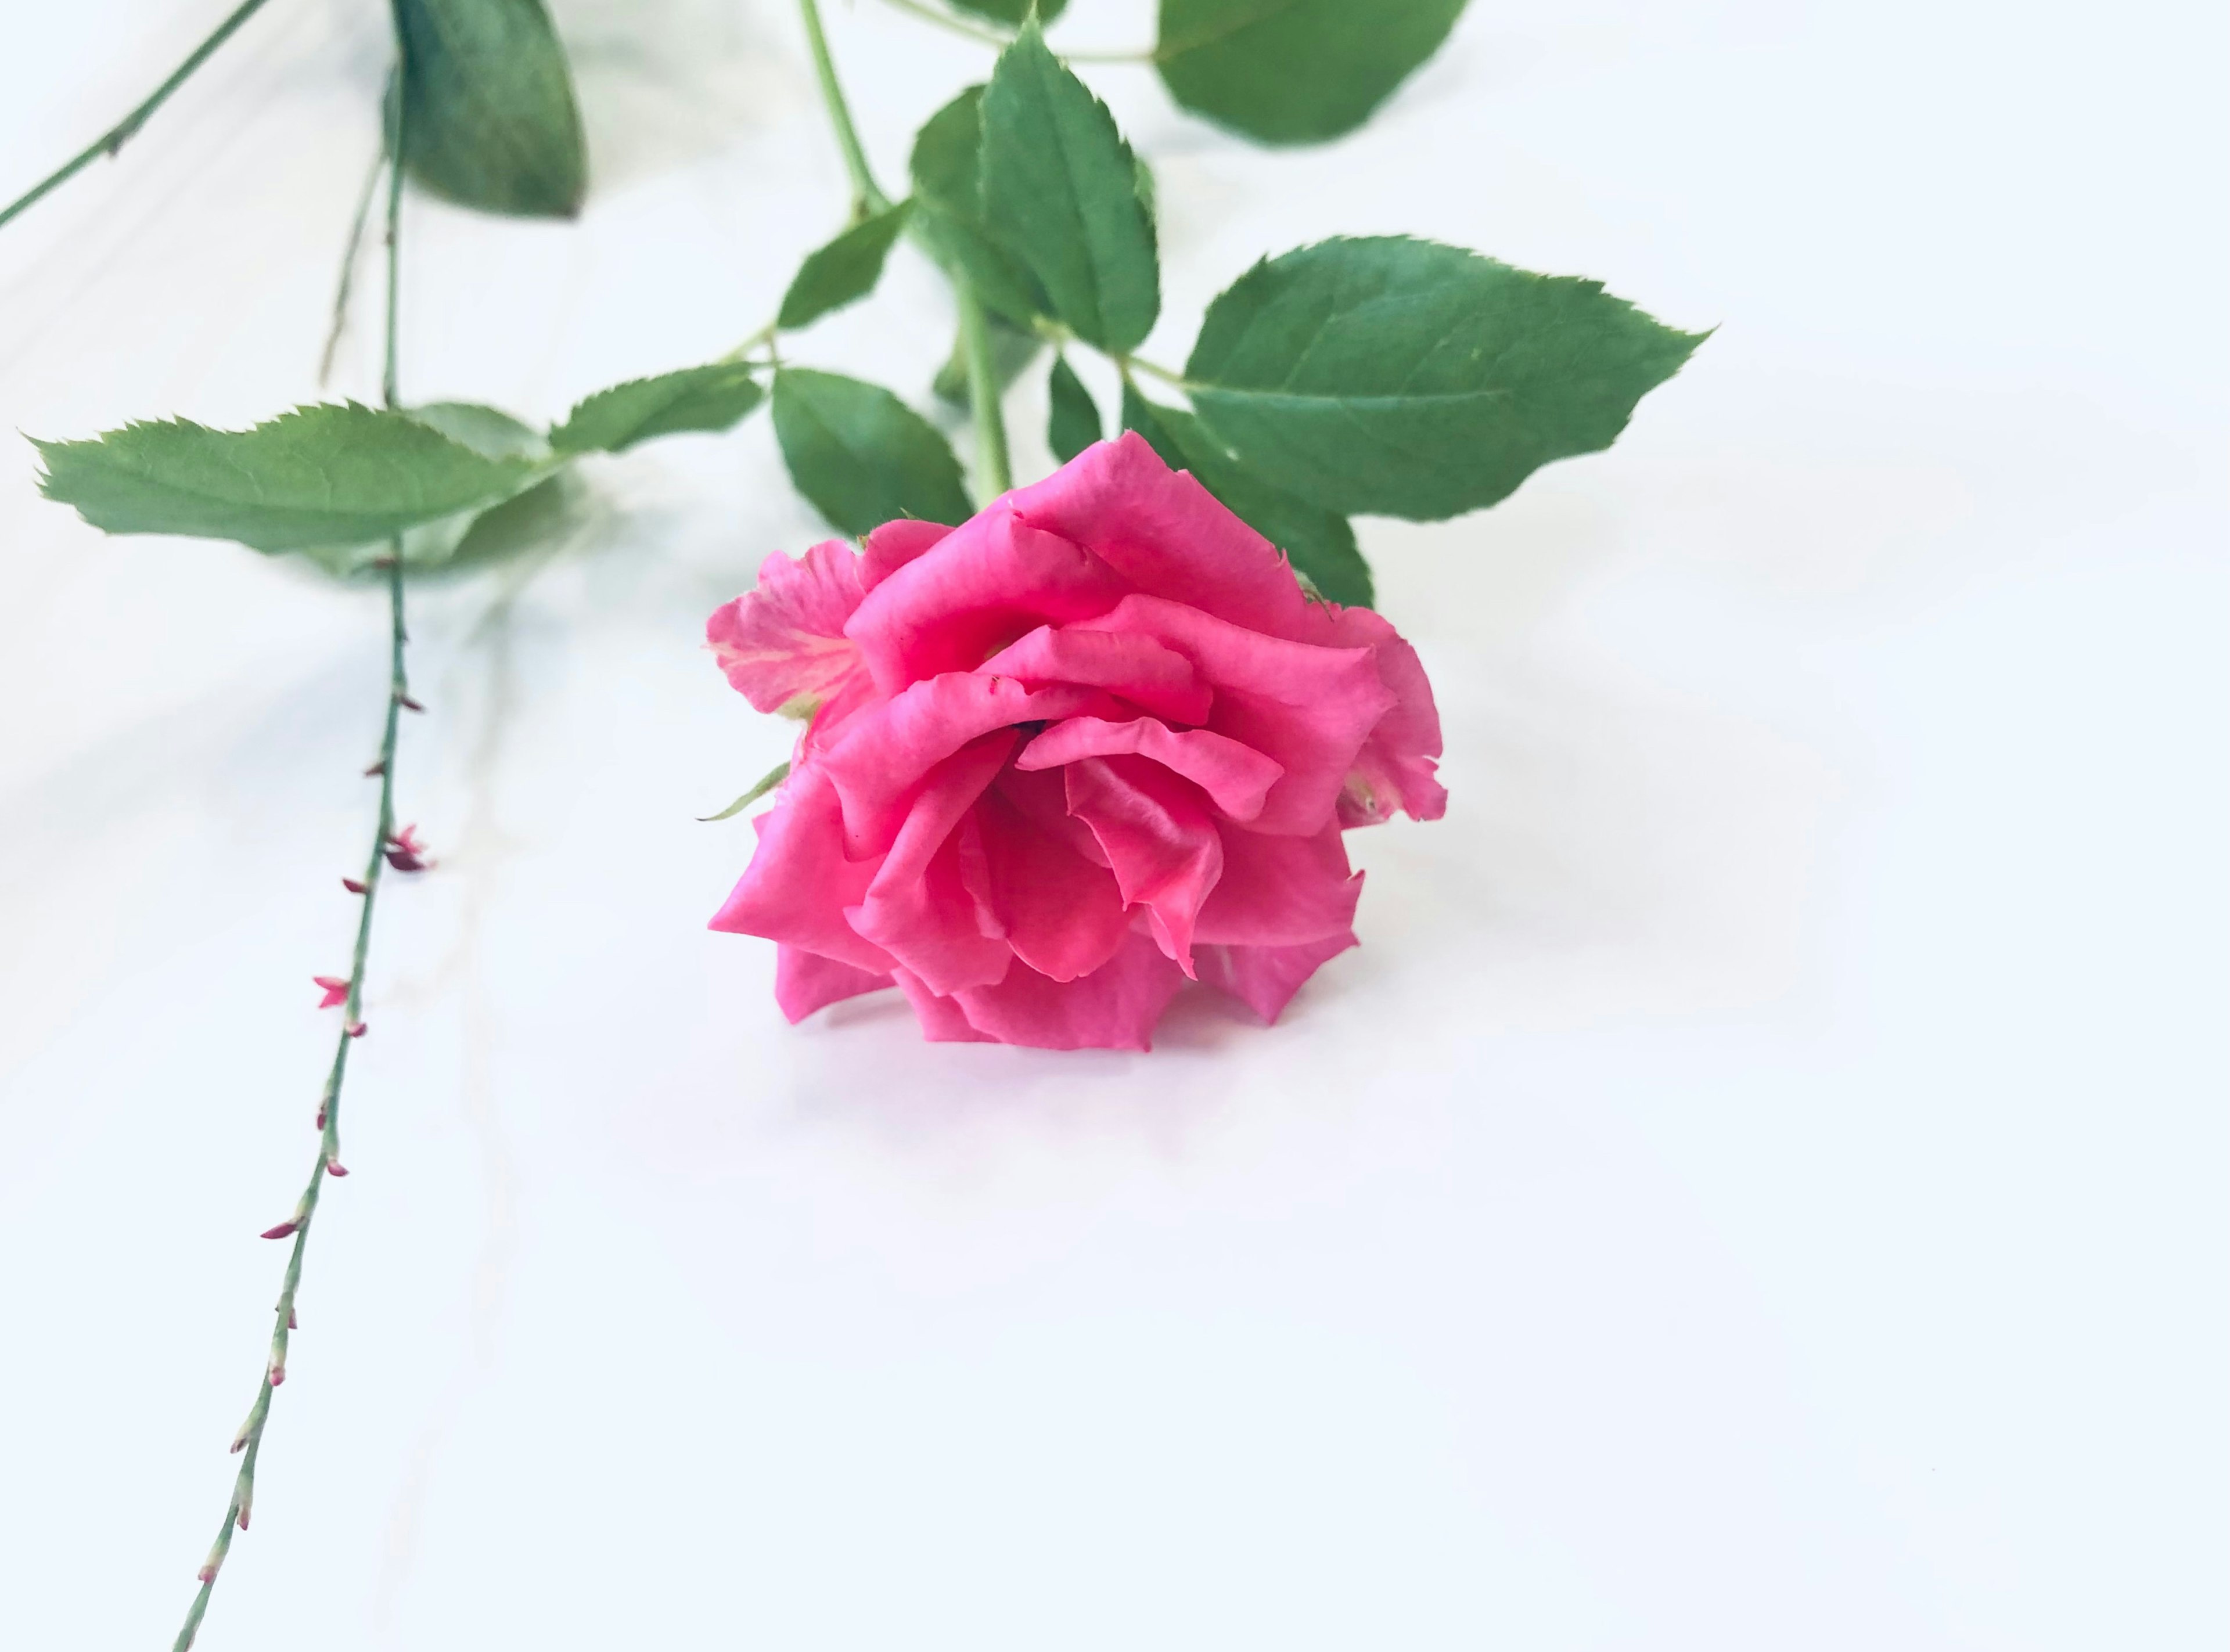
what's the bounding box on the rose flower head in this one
[705,433,1444,1051]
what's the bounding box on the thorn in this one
[236,1508,250,1530]
[346,1021,368,1038]
[268,1365,285,1388]
[314,975,350,1009]
[399,694,425,712]
[228,1439,246,1455]
[197,1564,218,1583]
[342,877,368,894]
[260,1222,297,1241]
[364,759,386,778]
[325,1159,349,1178]
[314,1109,326,1129]
[288,1308,298,1329]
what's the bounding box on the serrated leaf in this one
[909,87,1049,328]
[778,201,913,331]
[932,312,1043,406]
[33,402,544,553]
[699,760,791,821]
[394,0,588,218]
[1156,0,1467,145]
[981,23,1159,352]
[1123,384,1371,606]
[550,365,765,454]
[408,401,548,460]
[947,0,1068,23]
[1047,355,1100,463]
[771,370,973,537]
[1186,236,1704,520]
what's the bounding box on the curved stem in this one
[316,145,384,386]
[797,0,887,215]
[956,286,1013,499]
[1122,352,1191,391]
[170,54,415,1652]
[0,0,276,233]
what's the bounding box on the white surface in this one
[1,1,2223,1647]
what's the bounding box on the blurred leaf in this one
[1186,236,1704,520]
[772,369,973,535]
[1047,354,1100,463]
[33,402,542,553]
[1156,0,1467,145]
[1122,384,1371,606]
[909,86,1049,327]
[778,201,913,331]
[699,760,790,822]
[551,365,765,454]
[947,0,1067,23]
[933,312,1042,405]
[408,400,548,460]
[981,24,1159,352]
[393,0,588,218]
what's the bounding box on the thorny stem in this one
[171,54,416,1652]
[796,0,888,215]
[0,0,277,233]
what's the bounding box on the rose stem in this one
[796,0,1015,500]
[168,57,415,1652]
[0,0,277,233]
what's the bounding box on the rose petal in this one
[818,672,1110,858]
[891,968,998,1043]
[775,946,893,1023]
[846,733,1017,996]
[973,783,1132,982]
[1076,595,1394,834]
[1017,715,1282,823]
[977,625,1212,726]
[1193,824,1361,947]
[1195,932,1358,1024]
[845,506,1133,692]
[709,766,893,974]
[947,931,1186,1050]
[707,541,869,715]
[1063,755,1224,976]
[861,518,954,591]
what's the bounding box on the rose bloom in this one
[706,433,1444,1051]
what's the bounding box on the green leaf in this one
[947,0,1068,24]
[699,760,791,822]
[771,369,973,536]
[408,400,548,460]
[980,23,1160,352]
[1185,236,1704,520]
[393,0,588,218]
[778,201,913,332]
[1156,0,1468,145]
[550,364,766,454]
[33,402,544,553]
[933,312,1043,406]
[1123,384,1372,606]
[909,87,1050,328]
[1047,355,1101,463]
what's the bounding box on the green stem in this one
[871,0,1156,62]
[170,48,416,1652]
[797,0,887,214]
[956,285,1013,499]
[316,145,385,387]
[1122,352,1191,391]
[0,0,276,233]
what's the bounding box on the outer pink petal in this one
[1005,433,1320,640]
[846,733,1017,996]
[707,541,870,714]
[861,518,953,591]
[948,932,1186,1050]
[1194,933,1358,1024]
[1322,619,1446,826]
[973,782,1132,982]
[977,625,1214,726]
[1016,715,1282,823]
[775,946,892,1022]
[845,507,1133,693]
[1076,595,1394,834]
[709,767,892,974]
[817,673,1110,857]
[1063,755,1224,976]
[891,968,997,1042]
[1193,824,1362,947]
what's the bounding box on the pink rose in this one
[706,433,1445,1051]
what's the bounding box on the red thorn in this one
[400,694,425,712]
[325,1161,349,1178]
[364,760,386,777]
[314,1109,326,1129]
[268,1367,285,1388]
[260,1222,297,1240]
[198,1565,217,1583]
[288,1309,298,1329]
[342,877,368,894]
[236,1509,250,1529]
[346,1021,368,1038]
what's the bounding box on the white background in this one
[0,0,2222,1646]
